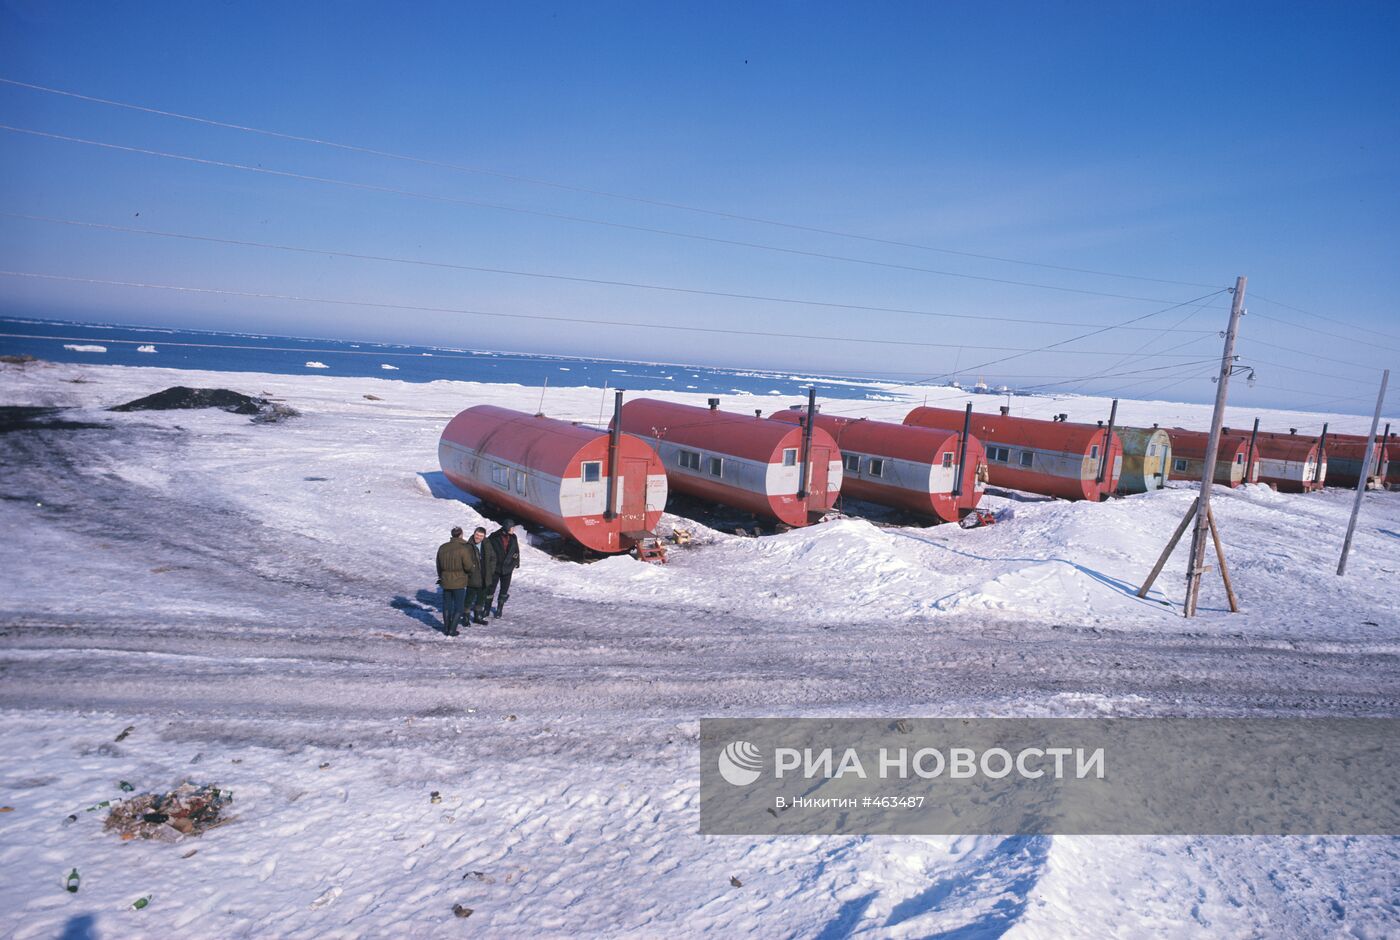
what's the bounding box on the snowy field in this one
[2,358,1397,938]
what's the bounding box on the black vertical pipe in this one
[797,386,816,499]
[604,390,623,521]
[1096,398,1118,489]
[1314,422,1329,486]
[953,401,972,498]
[1244,417,1259,484]
[1380,423,1392,476]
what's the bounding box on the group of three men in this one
[435,521,521,637]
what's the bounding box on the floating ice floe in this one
[305,361,330,369]
[63,344,107,353]
[380,364,399,371]
[136,345,158,353]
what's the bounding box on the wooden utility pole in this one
[1139,278,1247,614]
[1184,277,1247,617]
[1337,369,1390,576]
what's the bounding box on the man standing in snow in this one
[465,526,492,625]
[435,526,475,637]
[482,520,521,618]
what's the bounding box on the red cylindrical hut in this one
[904,407,1122,501]
[769,409,986,522]
[617,398,841,526]
[1317,432,1392,489]
[1166,429,1259,488]
[1247,431,1325,492]
[439,405,667,553]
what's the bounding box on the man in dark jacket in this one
[482,520,522,618]
[465,527,491,625]
[435,526,474,636]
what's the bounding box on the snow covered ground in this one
[2,358,1397,937]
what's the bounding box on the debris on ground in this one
[103,783,234,842]
[115,725,135,742]
[109,387,299,423]
[430,791,442,804]
[132,895,152,910]
[363,393,383,400]
[65,869,80,893]
[730,876,743,888]
[0,353,39,365]
[452,904,473,918]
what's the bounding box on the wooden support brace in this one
[1137,497,1199,599]
[1206,506,1239,613]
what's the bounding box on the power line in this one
[0,212,1221,334]
[0,270,1230,357]
[1242,338,1392,373]
[1054,293,1222,396]
[0,123,1230,307]
[1250,293,1400,347]
[1242,354,1383,387]
[0,76,1226,291]
[828,288,1232,417]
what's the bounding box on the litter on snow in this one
[103,783,234,842]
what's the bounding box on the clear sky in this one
[1,1,1397,412]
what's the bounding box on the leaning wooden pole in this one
[1206,506,1239,612]
[1337,369,1390,576]
[1137,497,1198,599]
[1183,277,1247,617]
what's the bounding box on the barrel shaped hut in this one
[769,409,987,522]
[617,398,841,526]
[1166,429,1258,488]
[1248,431,1326,492]
[904,407,1122,501]
[1115,426,1173,495]
[439,405,667,554]
[1319,433,1391,489]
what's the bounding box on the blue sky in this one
[1,1,1397,411]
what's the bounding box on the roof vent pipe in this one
[797,387,816,500]
[708,398,720,411]
[604,390,623,521]
[999,405,1010,416]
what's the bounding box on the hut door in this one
[807,446,830,502]
[619,458,648,528]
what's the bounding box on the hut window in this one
[1235,453,1244,464]
[782,448,798,467]
[707,456,724,477]
[582,461,602,483]
[1174,458,1188,472]
[941,452,953,468]
[1090,445,1100,460]
[678,449,701,470]
[844,453,860,472]
[1148,444,1158,457]
[491,466,509,488]
[988,446,1010,463]
[1019,450,1034,468]
[868,458,886,477]
[514,471,526,494]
